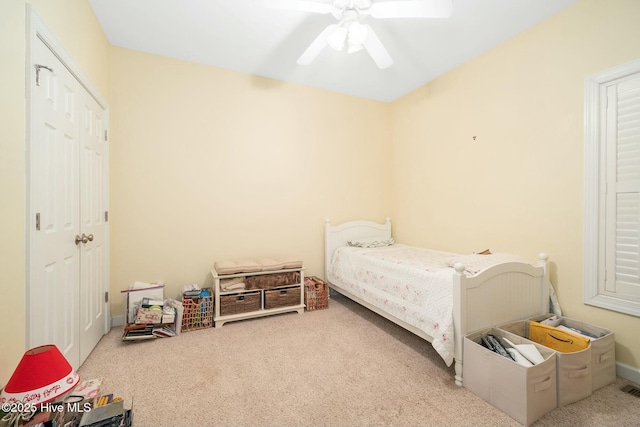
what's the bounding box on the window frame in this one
[584,58,640,317]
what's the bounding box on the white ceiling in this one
[89,0,578,102]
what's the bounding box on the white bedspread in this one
[327,244,459,366]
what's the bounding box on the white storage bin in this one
[464,328,557,426]
[528,314,615,392]
[497,319,592,407]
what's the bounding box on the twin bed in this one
[324,218,550,386]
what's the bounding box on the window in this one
[584,59,640,316]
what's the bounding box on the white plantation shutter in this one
[603,76,640,302]
[585,60,640,316]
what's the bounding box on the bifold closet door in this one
[29,34,108,369]
[78,81,108,365]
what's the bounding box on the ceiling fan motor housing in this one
[331,0,372,19]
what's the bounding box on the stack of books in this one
[121,283,181,341]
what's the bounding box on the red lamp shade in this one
[0,344,79,405]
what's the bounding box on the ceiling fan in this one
[261,0,453,69]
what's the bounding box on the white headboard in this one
[324,218,392,280]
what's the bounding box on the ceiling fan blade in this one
[361,25,393,69]
[297,24,338,66]
[256,0,336,14]
[369,0,453,19]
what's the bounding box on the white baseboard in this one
[617,362,640,385]
[111,315,125,328]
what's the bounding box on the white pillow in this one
[347,237,395,248]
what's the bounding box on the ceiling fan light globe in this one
[327,26,347,51]
[347,21,368,45]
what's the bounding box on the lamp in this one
[0,344,80,406]
[326,9,368,53]
[346,21,367,53]
[327,25,348,51]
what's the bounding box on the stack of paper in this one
[162,306,175,324]
[503,337,545,367]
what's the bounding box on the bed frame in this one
[324,218,550,386]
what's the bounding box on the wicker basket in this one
[220,291,261,316]
[304,276,329,311]
[181,288,214,331]
[264,286,301,310]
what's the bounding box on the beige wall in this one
[0,0,110,385]
[109,47,391,314]
[0,0,28,389]
[391,0,640,369]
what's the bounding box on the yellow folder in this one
[528,321,590,353]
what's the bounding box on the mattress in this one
[327,244,459,366]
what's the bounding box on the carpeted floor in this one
[78,293,640,427]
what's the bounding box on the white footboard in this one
[452,254,550,386]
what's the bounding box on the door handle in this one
[74,234,93,245]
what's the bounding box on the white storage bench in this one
[212,257,305,327]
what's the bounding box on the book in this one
[183,290,201,297]
[73,378,103,404]
[152,325,176,338]
[141,297,164,307]
[135,307,163,324]
[122,324,155,341]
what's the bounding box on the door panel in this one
[79,93,107,364]
[31,37,80,367]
